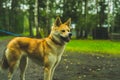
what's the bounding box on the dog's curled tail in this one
[0,48,9,70]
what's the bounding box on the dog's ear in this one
[65,18,71,27]
[54,17,62,27]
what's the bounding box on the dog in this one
[0,17,72,80]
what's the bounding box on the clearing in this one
[0,39,120,80]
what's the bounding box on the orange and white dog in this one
[1,17,72,80]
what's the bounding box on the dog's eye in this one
[67,30,70,32]
[61,30,65,32]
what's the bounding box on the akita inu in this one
[1,17,72,80]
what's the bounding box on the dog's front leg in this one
[50,57,61,80]
[44,54,57,80]
[44,66,52,80]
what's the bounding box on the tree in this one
[34,0,41,38]
[28,0,34,37]
[0,0,10,31]
[112,0,120,33]
[98,0,107,27]
[0,0,5,29]
[0,0,119,39]
[10,0,24,33]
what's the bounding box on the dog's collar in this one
[49,36,63,46]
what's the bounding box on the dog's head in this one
[50,17,72,43]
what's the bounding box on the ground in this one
[0,39,120,80]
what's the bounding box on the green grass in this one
[0,36,14,41]
[66,40,120,56]
[0,36,120,56]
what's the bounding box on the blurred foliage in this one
[0,0,120,38]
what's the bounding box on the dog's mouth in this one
[60,36,71,42]
[60,32,72,42]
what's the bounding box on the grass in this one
[0,36,14,41]
[66,40,120,56]
[0,36,120,56]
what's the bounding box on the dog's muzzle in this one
[61,32,72,42]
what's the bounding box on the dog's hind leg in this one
[8,64,16,80]
[19,56,28,80]
[5,48,21,80]
[7,57,20,80]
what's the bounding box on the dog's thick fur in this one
[1,17,72,80]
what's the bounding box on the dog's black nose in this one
[69,32,72,37]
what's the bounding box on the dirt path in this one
[0,39,120,80]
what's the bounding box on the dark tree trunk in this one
[35,0,40,38]
[29,14,33,37]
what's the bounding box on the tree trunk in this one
[28,0,34,37]
[46,0,50,37]
[99,0,106,28]
[29,13,33,37]
[5,5,10,31]
[84,0,88,39]
[10,0,16,32]
[35,0,40,38]
[75,28,80,39]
